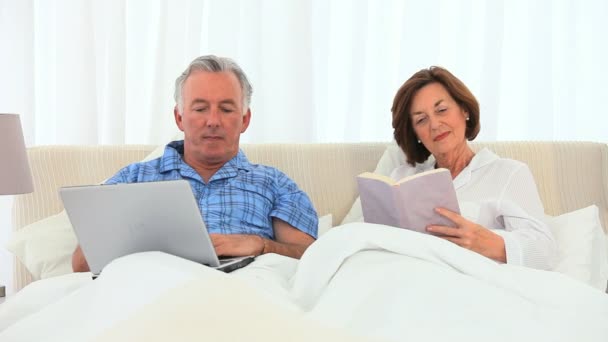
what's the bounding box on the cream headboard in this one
[11,141,608,291]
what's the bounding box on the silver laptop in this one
[59,180,255,277]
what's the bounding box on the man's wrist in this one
[258,235,267,256]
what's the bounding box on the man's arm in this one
[265,217,316,258]
[72,245,90,272]
[210,217,316,259]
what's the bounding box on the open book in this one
[356,168,460,233]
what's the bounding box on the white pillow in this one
[6,211,76,280]
[317,214,333,237]
[546,205,608,291]
[141,132,184,162]
[341,143,404,224]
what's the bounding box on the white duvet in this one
[1,223,607,341]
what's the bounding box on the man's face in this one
[174,70,251,166]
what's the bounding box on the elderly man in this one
[72,55,318,272]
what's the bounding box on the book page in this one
[395,168,450,185]
[396,170,459,232]
[357,172,396,186]
[357,167,459,233]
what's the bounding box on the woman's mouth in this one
[433,132,449,142]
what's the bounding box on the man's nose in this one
[206,108,221,127]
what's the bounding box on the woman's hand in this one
[426,207,507,263]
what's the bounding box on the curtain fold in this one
[1,0,607,146]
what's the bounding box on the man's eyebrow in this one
[218,99,238,106]
[190,99,208,105]
[190,99,237,106]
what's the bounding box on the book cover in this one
[356,168,460,233]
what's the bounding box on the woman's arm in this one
[427,163,557,270]
[493,164,557,270]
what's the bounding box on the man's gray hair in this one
[174,55,253,114]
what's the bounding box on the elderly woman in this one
[390,66,556,270]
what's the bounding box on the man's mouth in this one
[433,132,449,142]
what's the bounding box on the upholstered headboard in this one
[10,141,608,291]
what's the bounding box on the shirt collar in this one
[452,147,498,189]
[209,149,252,181]
[415,147,498,189]
[159,140,252,180]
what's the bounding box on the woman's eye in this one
[437,107,447,113]
[415,117,427,125]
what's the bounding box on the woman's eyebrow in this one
[411,99,445,115]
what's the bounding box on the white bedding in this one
[1,223,607,341]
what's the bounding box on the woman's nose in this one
[429,115,441,130]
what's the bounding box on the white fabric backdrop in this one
[1,0,607,146]
[1,0,607,292]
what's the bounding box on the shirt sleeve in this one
[270,170,319,239]
[496,164,558,270]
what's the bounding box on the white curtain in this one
[1,0,607,147]
[1,0,607,291]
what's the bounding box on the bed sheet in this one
[1,223,607,341]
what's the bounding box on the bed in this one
[1,141,607,341]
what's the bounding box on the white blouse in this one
[390,148,557,270]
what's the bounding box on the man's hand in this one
[209,234,265,257]
[426,207,507,263]
[72,245,91,272]
[210,218,316,259]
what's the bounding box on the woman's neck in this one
[434,144,475,179]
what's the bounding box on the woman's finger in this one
[426,225,461,237]
[435,207,467,226]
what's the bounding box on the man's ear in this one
[241,109,251,133]
[174,106,185,132]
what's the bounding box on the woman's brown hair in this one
[391,66,480,166]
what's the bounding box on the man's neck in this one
[182,152,232,183]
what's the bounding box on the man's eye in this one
[193,107,207,112]
[220,107,234,113]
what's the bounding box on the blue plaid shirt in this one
[106,141,318,239]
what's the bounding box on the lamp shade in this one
[0,114,34,194]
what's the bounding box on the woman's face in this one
[410,82,468,158]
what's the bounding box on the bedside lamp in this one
[0,113,34,300]
[0,113,33,195]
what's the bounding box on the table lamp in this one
[0,113,34,300]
